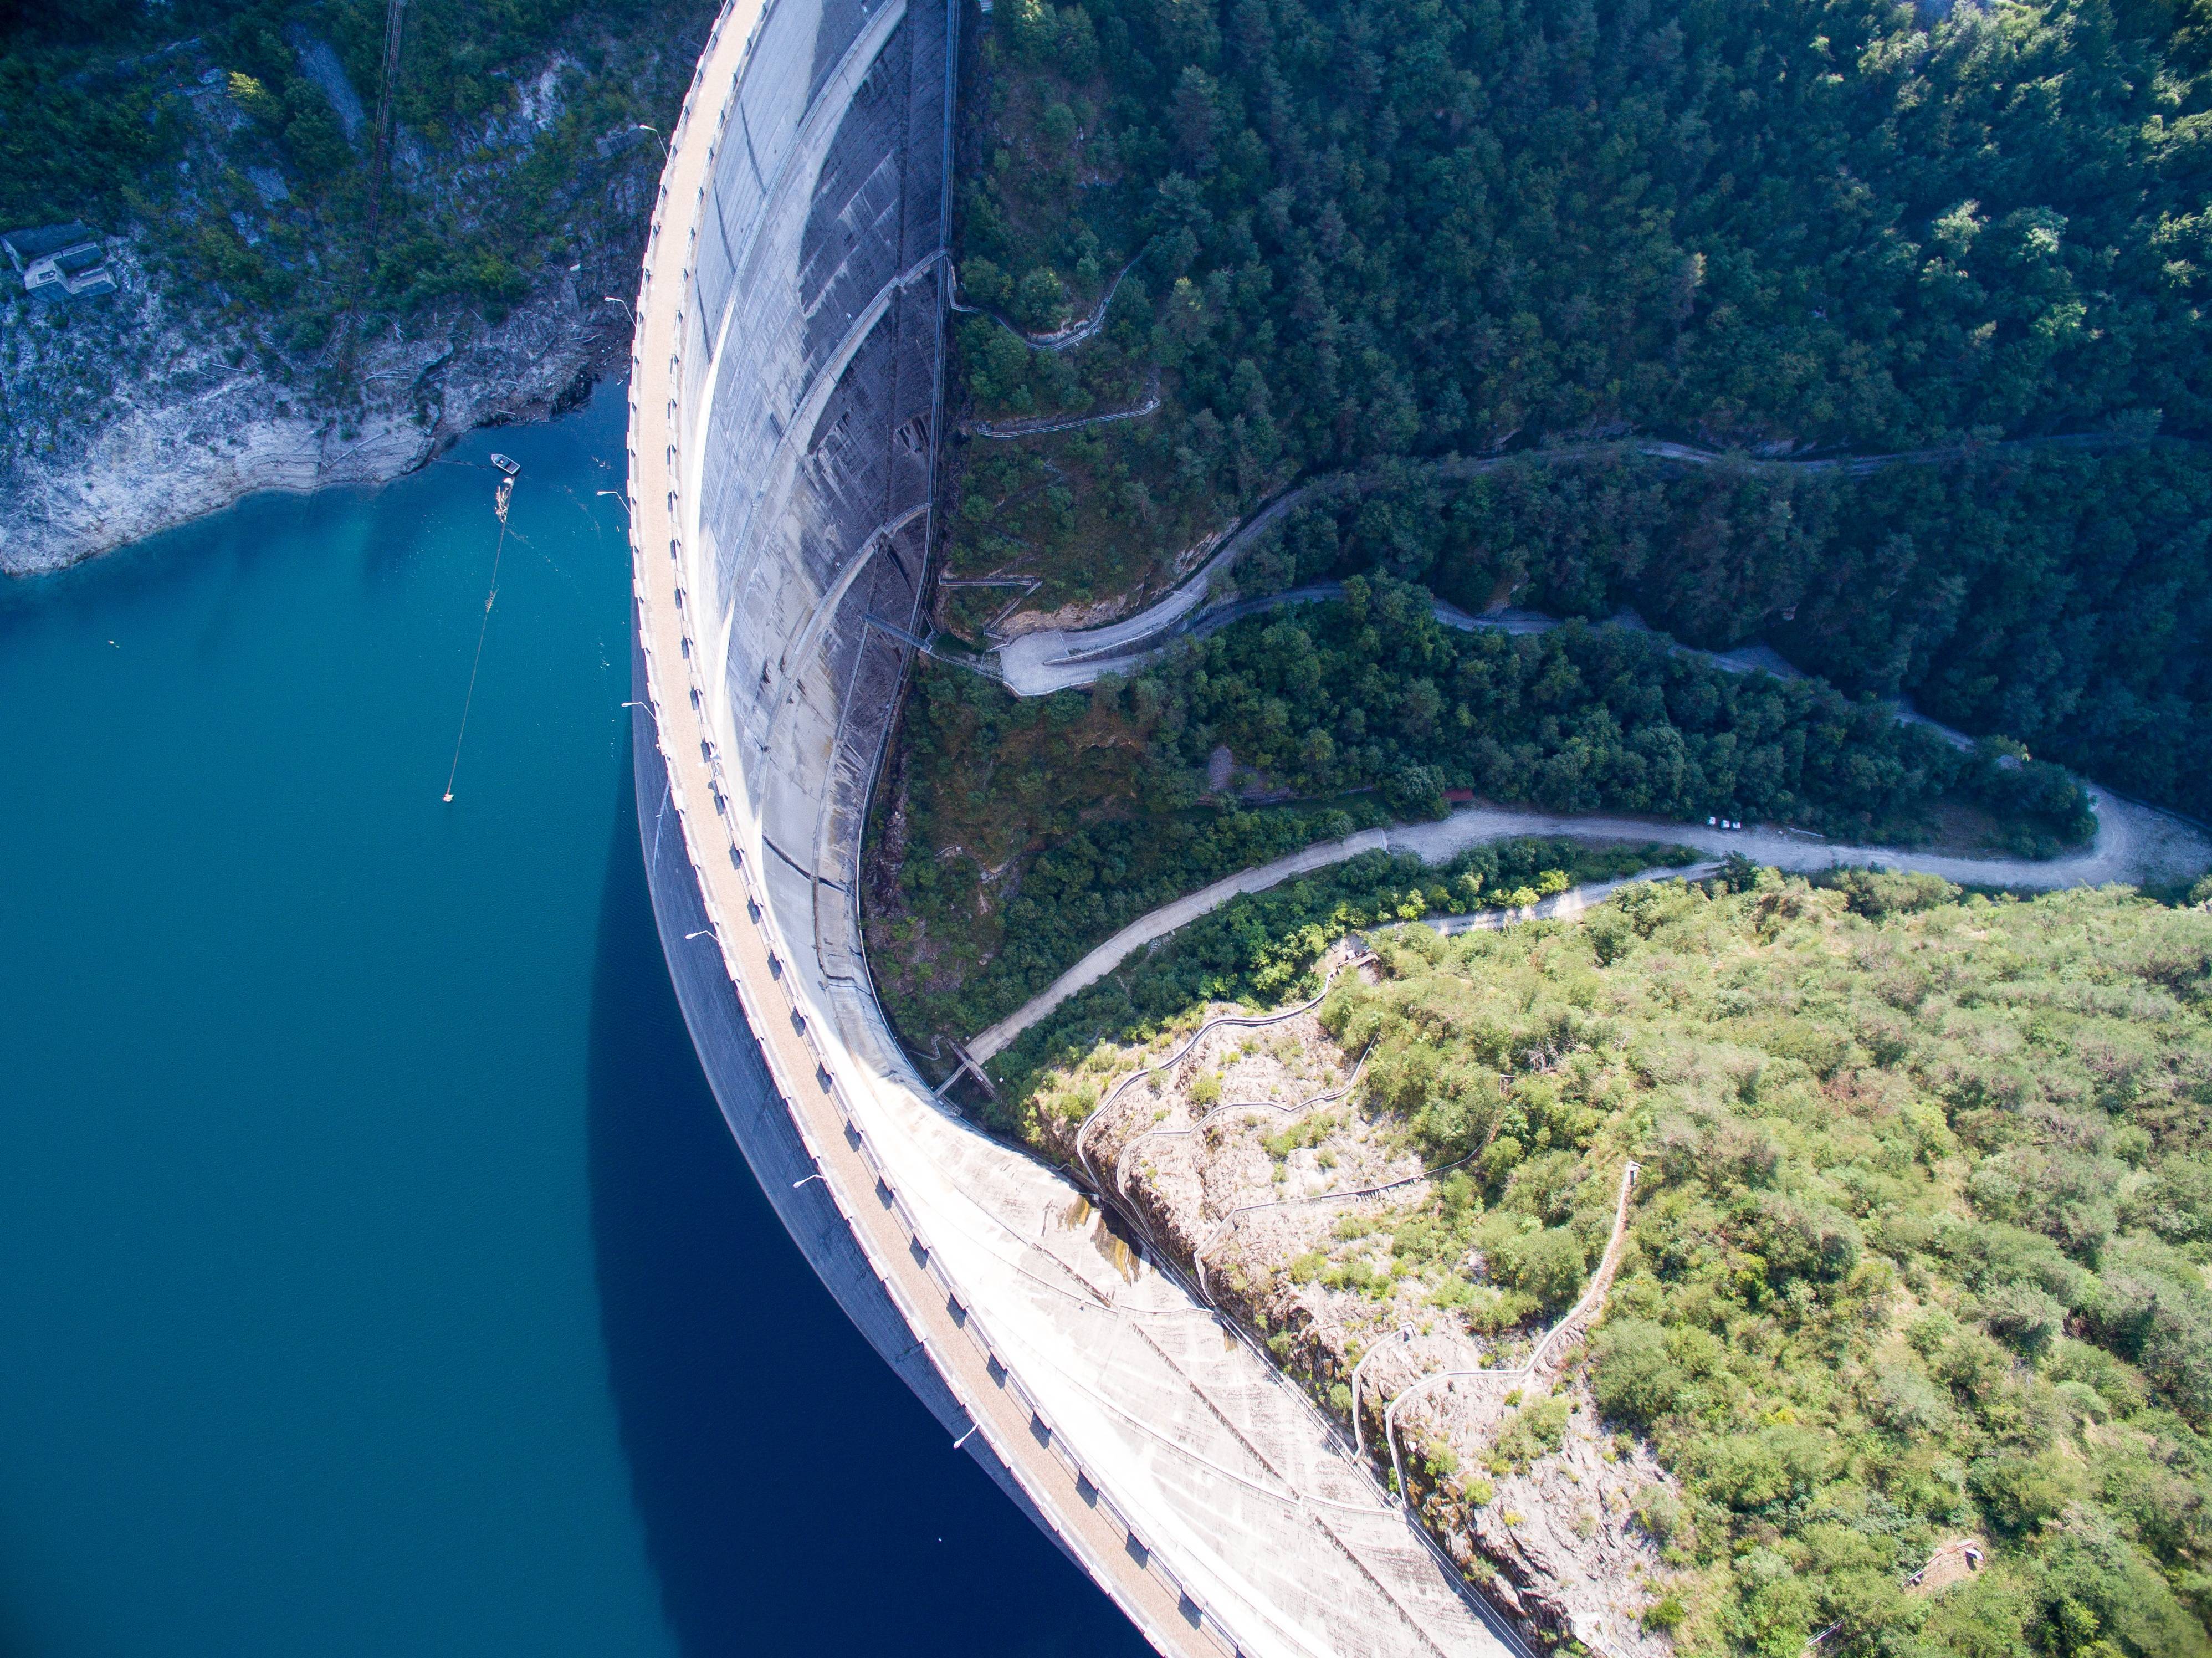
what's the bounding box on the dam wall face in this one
[678,0,948,1061]
[628,621,1065,1555]
[628,4,1528,1654]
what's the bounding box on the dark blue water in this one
[0,387,1150,1658]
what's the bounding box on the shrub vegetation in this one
[1062,867,2212,1658]
[990,836,1691,1116]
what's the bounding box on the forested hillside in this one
[1023,870,2212,1658]
[864,578,2094,1056]
[1136,577,2093,846]
[1249,444,2212,822]
[962,0,2210,458]
[936,0,2212,816]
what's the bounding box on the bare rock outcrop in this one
[1034,963,1684,1657]
[1,250,624,574]
[0,24,682,575]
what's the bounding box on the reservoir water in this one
[0,386,1149,1658]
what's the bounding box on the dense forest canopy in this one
[1132,576,2094,843]
[936,0,2212,828]
[963,0,2212,456]
[1246,444,2212,821]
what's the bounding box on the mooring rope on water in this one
[442,472,515,803]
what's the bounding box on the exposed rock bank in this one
[0,12,692,577]
[1042,969,1684,1658]
[1,253,628,575]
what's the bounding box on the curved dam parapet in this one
[623,3,1523,1654]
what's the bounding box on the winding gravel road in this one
[966,433,2209,1070]
[967,786,2211,1065]
[997,433,2177,697]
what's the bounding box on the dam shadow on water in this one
[584,748,1153,1658]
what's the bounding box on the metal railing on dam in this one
[622,2,1525,1652]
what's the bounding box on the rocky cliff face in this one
[0,15,690,575]
[0,249,628,574]
[1038,969,1684,1658]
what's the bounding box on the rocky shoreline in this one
[1,260,630,576]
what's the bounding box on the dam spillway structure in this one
[621,2,1523,1652]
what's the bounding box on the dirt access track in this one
[967,785,2211,1065]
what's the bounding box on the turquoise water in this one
[0,389,1146,1657]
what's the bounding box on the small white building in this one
[2,223,117,301]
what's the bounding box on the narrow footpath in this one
[1383,1159,1642,1500]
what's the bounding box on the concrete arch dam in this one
[622,2,1517,1654]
